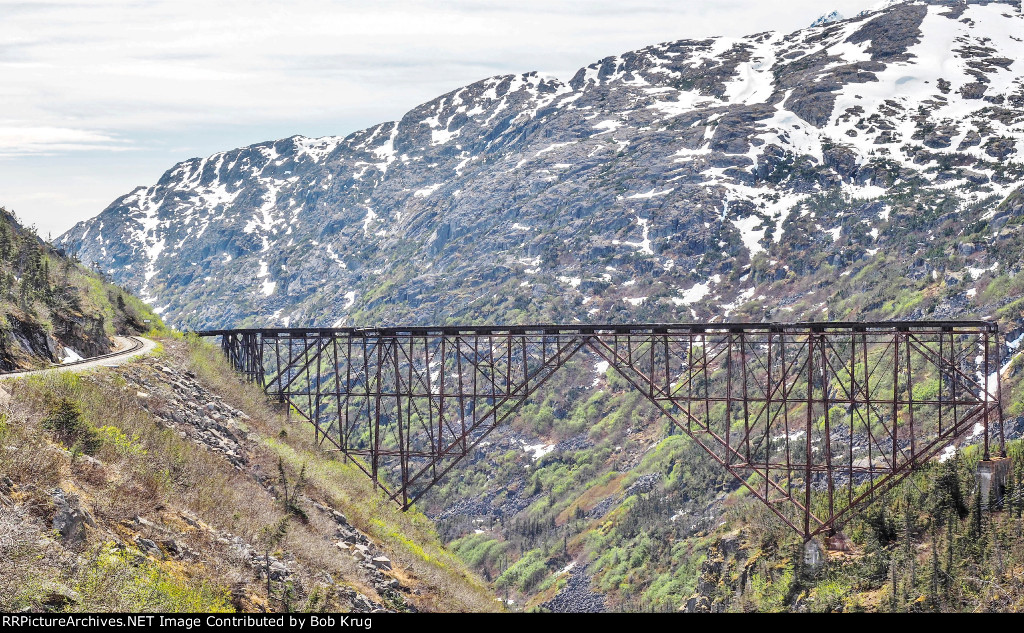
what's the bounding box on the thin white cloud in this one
[0,125,130,157]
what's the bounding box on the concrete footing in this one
[977,457,1013,510]
[803,539,825,571]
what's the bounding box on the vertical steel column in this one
[725,332,733,465]
[821,328,834,525]
[804,330,814,541]
[740,331,751,464]
[392,336,409,509]
[984,328,991,461]
[996,326,1006,458]
[892,331,900,470]
[905,330,916,468]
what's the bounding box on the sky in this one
[0,0,879,239]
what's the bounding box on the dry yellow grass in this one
[0,334,498,613]
[555,473,628,526]
[178,335,499,612]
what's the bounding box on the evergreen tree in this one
[1015,464,1024,519]
[0,221,11,262]
[929,522,940,610]
[931,453,968,520]
[18,277,31,311]
[944,507,955,597]
[259,517,290,613]
[890,551,899,612]
[0,270,13,300]
[903,484,916,591]
[969,488,983,541]
[277,457,289,509]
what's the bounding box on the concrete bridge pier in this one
[977,457,1013,510]
[803,539,825,573]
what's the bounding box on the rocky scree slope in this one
[0,208,158,372]
[58,0,1024,338]
[0,337,496,612]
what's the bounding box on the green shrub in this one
[496,548,549,593]
[43,398,102,454]
[810,578,852,613]
[75,543,233,612]
[96,425,147,458]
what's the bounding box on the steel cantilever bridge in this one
[198,321,1007,542]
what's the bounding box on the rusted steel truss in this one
[201,322,1005,540]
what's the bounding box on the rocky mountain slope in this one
[0,208,158,371]
[1,207,494,612]
[51,0,1024,613]
[677,438,1024,613]
[59,0,1024,334]
[0,336,495,612]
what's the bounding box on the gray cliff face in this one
[57,1,1024,330]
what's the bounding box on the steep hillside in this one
[431,347,1024,612]
[50,0,1024,613]
[0,335,496,612]
[678,439,1024,613]
[58,0,1024,336]
[0,207,160,371]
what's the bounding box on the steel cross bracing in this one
[199,322,1006,541]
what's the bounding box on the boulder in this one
[984,137,1016,159]
[38,582,80,611]
[51,489,96,545]
[269,560,289,581]
[135,537,165,560]
[960,82,988,100]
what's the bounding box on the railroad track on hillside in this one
[0,336,147,377]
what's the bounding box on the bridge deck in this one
[197,320,998,338]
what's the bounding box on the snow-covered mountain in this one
[57,0,1024,331]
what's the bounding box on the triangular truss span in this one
[207,322,1005,541]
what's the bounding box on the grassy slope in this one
[0,335,496,613]
[184,336,497,611]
